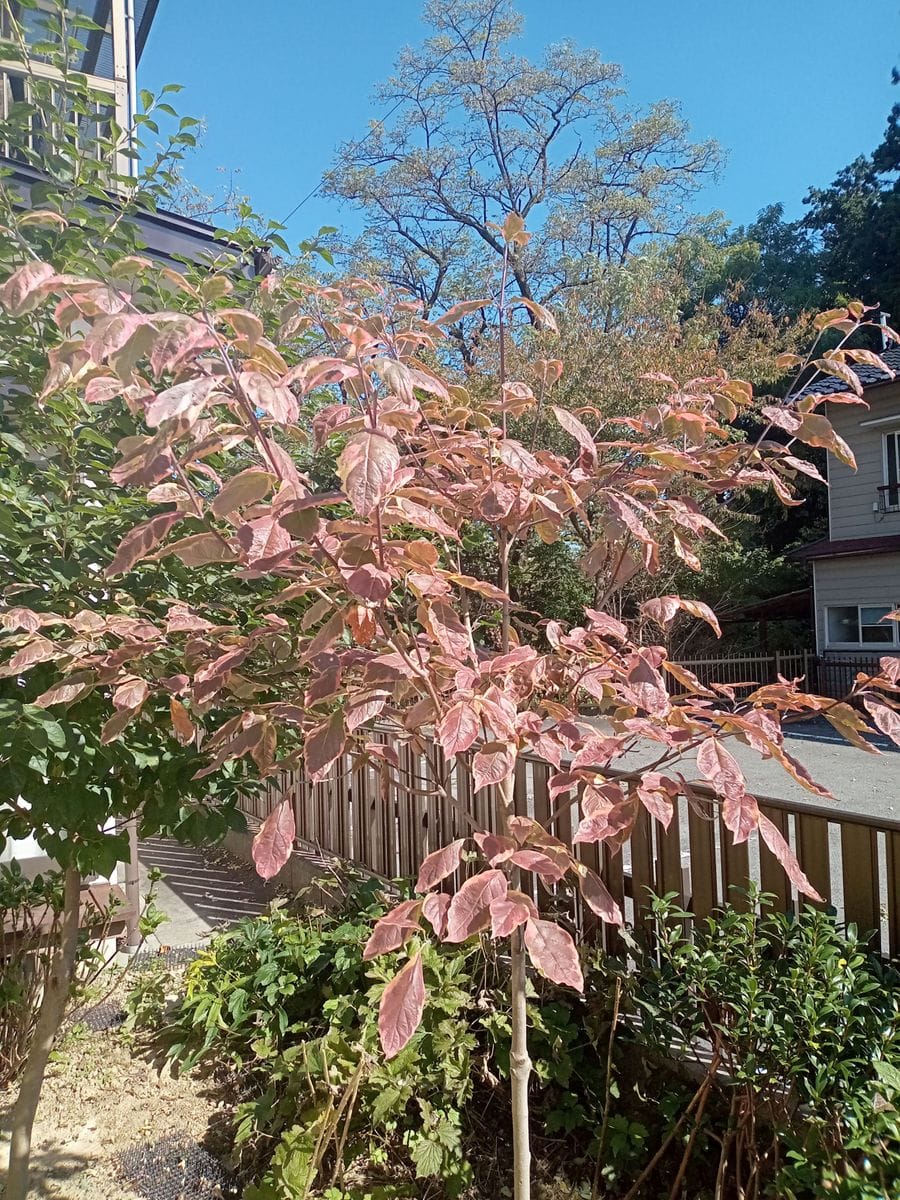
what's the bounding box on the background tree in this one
[323,0,721,336]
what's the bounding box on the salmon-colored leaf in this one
[305,709,346,781]
[106,512,183,577]
[252,799,295,881]
[422,892,451,940]
[415,839,466,892]
[524,918,583,990]
[379,952,426,1060]
[472,741,516,792]
[363,899,421,959]
[437,702,480,757]
[758,812,822,901]
[445,869,508,942]
[579,868,623,925]
[490,891,537,937]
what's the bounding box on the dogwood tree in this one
[2,217,899,1198]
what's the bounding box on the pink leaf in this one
[379,952,426,1060]
[415,839,466,892]
[363,900,421,959]
[758,813,823,901]
[145,377,218,427]
[437,701,481,757]
[636,773,678,830]
[473,831,517,865]
[0,260,56,315]
[106,512,183,577]
[524,919,584,990]
[211,468,274,516]
[241,370,298,424]
[472,741,516,792]
[641,595,722,638]
[305,710,346,781]
[551,405,596,464]
[579,868,623,925]
[422,892,451,940]
[509,849,568,883]
[251,799,295,881]
[696,738,745,799]
[445,869,508,942]
[112,678,149,711]
[421,599,471,661]
[338,430,401,516]
[490,892,536,938]
[864,697,900,746]
[346,563,392,602]
[722,791,761,845]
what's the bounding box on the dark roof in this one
[791,347,900,401]
[720,588,811,622]
[790,534,900,561]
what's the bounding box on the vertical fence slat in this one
[630,798,654,932]
[602,843,626,955]
[888,832,900,959]
[842,823,881,949]
[797,813,830,907]
[720,815,751,910]
[687,803,716,922]
[658,803,685,908]
[758,804,790,911]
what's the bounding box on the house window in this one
[826,604,899,647]
[885,431,900,511]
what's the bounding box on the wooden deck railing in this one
[239,730,900,956]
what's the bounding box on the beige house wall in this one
[825,382,900,540]
[813,553,900,652]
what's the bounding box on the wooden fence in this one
[240,731,900,957]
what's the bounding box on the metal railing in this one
[239,730,900,957]
[666,651,812,695]
[877,484,900,514]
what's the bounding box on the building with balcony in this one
[792,347,900,656]
[0,0,234,268]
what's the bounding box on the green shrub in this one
[627,890,900,1199]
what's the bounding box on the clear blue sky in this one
[139,1,899,245]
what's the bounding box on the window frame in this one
[883,429,900,512]
[825,602,900,650]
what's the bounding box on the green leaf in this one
[409,1133,444,1178]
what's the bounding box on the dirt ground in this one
[0,984,222,1199]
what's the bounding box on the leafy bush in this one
[0,861,110,1086]
[129,882,900,1199]
[128,877,628,1198]
[627,890,900,1199]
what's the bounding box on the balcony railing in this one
[877,484,900,514]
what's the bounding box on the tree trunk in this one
[5,866,82,1200]
[509,921,532,1200]
[499,771,532,1200]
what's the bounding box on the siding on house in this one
[813,553,900,652]
[826,382,900,540]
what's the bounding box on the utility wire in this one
[278,41,460,230]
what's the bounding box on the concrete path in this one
[137,837,278,948]
[605,717,899,822]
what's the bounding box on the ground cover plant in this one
[125,882,900,1199]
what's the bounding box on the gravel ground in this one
[0,1006,222,1199]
